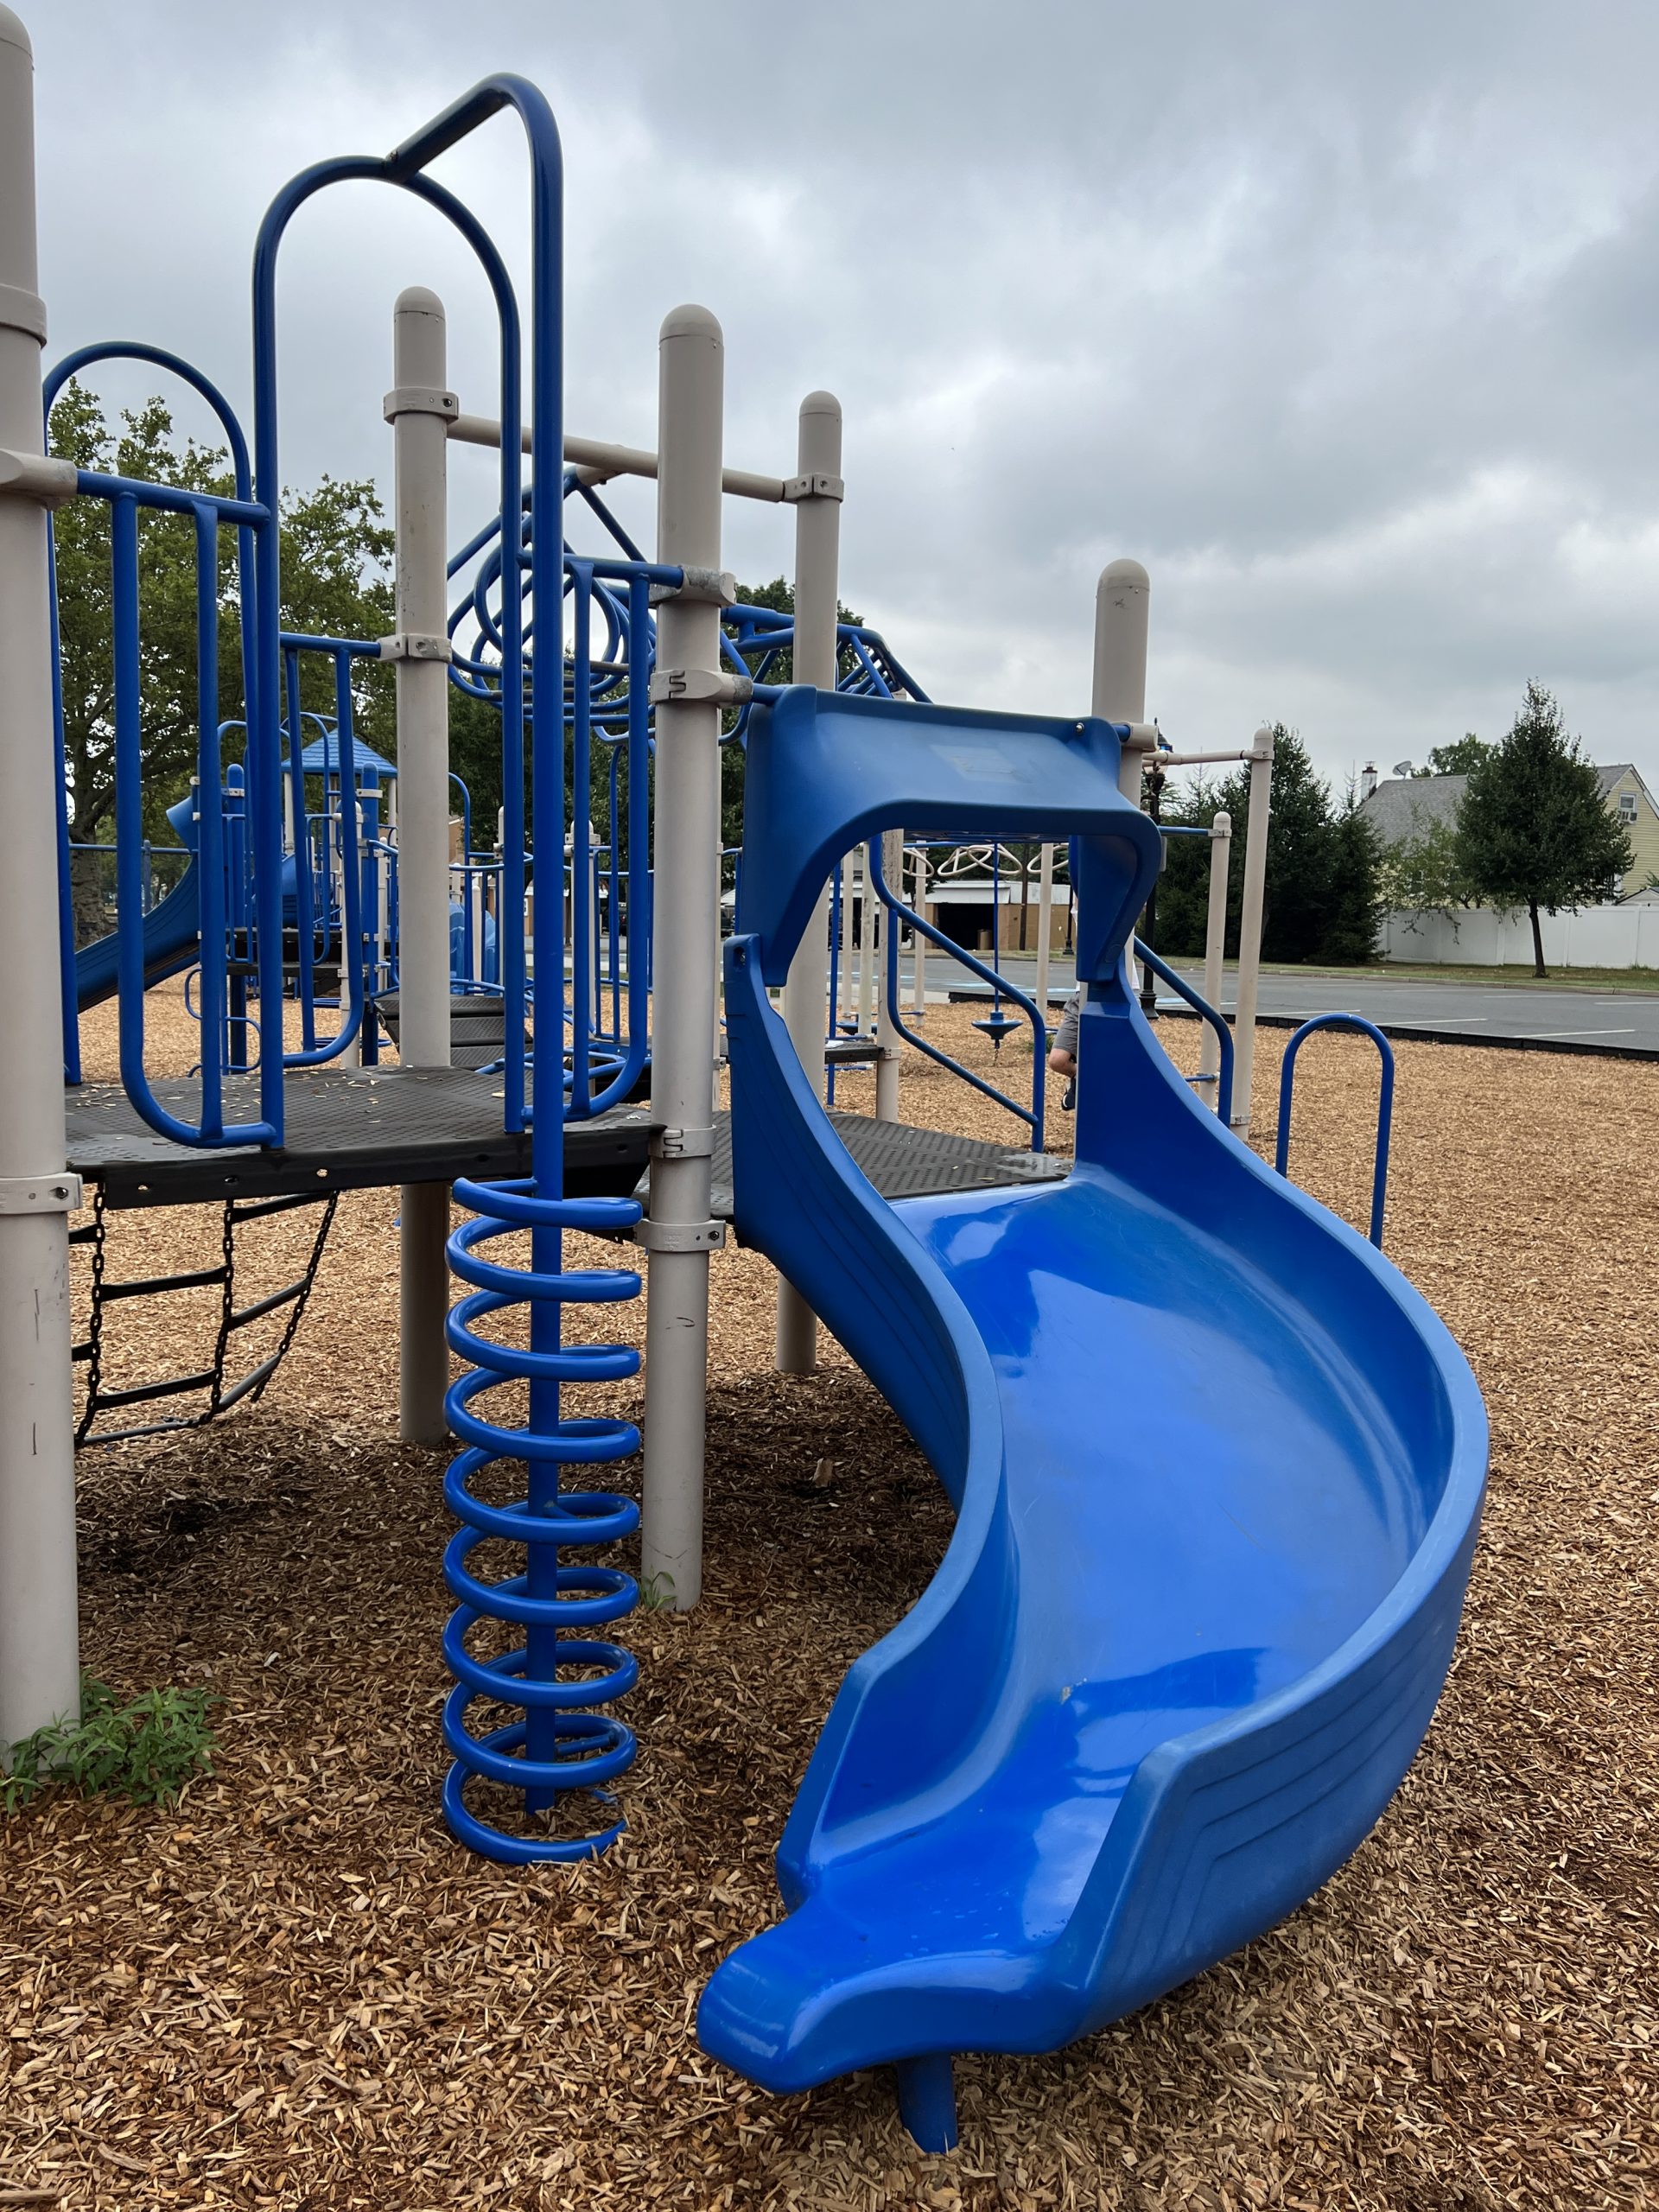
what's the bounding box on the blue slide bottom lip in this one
[699,932,1486,2112]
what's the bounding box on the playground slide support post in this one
[909,842,928,1014]
[1093,559,1152,1011]
[642,306,727,1611]
[1033,840,1055,1027]
[0,4,81,1753]
[389,288,455,1446]
[1231,729,1274,1132]
[775,390,841,1375]
[874,827,903,1121]
[1199,809,1231,1096]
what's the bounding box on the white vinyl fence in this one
[1380,904,1659,969]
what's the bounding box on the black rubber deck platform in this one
[66,1071,1066,1216]
[638,1111,1066,1222]
[65,1067,652,1211]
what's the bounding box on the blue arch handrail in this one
[1274,1013,1395,1249]
[1132,938,1234,1127]
[866,836,1046,1148]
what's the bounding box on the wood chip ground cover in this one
[3,983,1654,2209]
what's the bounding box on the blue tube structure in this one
[1274,1012,1395,1249]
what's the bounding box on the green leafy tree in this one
[1453,682,1632,976]
[1377,812,1478,925]
[48,383,394,938]
[1425,734,1491,776]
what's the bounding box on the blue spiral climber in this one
[441,1174,642,1863]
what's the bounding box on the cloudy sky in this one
[25,1,1659,792]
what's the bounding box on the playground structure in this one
[0,16,1485,2158]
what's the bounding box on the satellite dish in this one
[1391,760,1414,778]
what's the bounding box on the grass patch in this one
[3,1675,219,1813]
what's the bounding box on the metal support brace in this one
[378,631,452,663]
[0,277,47,340]
[0,445,75,506]
[0,1173,82,1215]
[648,563,737,607]
[382,384,460,423]
[781,471,844,503]
[648,667,753,708]
[635,1218,727,1253]
[652,1125,715,1160]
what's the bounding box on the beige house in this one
[1360,762,1659,899]
[1597,766,1659,896]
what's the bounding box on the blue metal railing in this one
[1132,938,1235,1126]
[1274,1013,1395,1249]
[867,836,1046,1147]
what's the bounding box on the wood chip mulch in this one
[2,983,1655,2209]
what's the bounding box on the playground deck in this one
[63,1068,1065,1214]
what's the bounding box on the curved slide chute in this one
[698,688,1487,2149]
[74,794,200,1012]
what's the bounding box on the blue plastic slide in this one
[698,690,1488,2150]
[74,795,200,1012]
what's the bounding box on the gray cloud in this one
[27,0,1659,789]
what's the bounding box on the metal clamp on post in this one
[378,632,453,663]
[651,1125,715,1160]
[0,447,78,509]
[0,1173,84,1217]
[649,563,738,607]
[381,385,461,423]
[634,1217,727,1254]
[781,471,844,502]
[0,279,48,342]
[648,667,753,708]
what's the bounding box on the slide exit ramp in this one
[74,793,200,1013]
[700,686,1487,2149]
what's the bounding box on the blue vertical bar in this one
[569,565,591,1109]
[193,504,226,1140]
[522,102,566,1815]
[110,497,149,1103]
[48,518,80,1085]
[607,743,621,1046]
[283,646,317,1052]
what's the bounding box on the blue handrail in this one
[867,836,1046,1147]
[1274,1013,1395,1249]
[1132,938,1234,1127]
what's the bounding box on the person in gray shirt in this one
[1047,992,1080,1079]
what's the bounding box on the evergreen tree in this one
[1148,728,1383,966]
[1453,682,1631,976]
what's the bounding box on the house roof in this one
[1362,762,1654,846]
[1358,774,1467,842]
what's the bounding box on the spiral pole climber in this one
[441,1177,642,1860]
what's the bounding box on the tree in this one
[48,382,395,938]
[1376,811,1478,926]
[1453,682,1632,976]
[1152,727,1384,966]
[1426,734,1491,776]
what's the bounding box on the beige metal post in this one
[1231,731,1275,1133]
[1199,810,1232,1103]
[774,391,842,1374]
[386,288,454,1445]
[874,827,903,1119]
[0,5,81,1751]
[641,306,728,1610]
